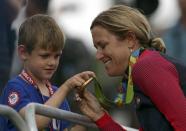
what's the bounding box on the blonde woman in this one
[76,5,186,131]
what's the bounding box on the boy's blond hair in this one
[18,14,65,53]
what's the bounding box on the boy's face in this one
[24,47,62,82]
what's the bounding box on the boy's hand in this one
[62,71,95,92]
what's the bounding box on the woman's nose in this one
[96,50,104,60]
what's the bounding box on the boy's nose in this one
[48,58,57,66]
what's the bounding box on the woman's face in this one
[91,26,131,76]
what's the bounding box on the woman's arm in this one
[76,90,126,131]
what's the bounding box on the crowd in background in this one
[0,0,185,130]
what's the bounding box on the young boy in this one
[0,14,95,131]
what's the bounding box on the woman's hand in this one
[62,71,95,92]
[75,90,105,121]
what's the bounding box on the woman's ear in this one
[126,32,137,48]
[125,32,141,52]
[18,45,28,61]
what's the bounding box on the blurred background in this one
[1,0,184,130]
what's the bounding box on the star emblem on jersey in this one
[8,91,19,106]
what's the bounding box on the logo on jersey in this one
[8,92,19,106]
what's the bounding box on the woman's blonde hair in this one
[91,5,166,53]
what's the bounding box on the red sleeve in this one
[132,52,186,131]
[95,112,126,131]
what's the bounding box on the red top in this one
[96,112,126,131]
[95,50,186,131]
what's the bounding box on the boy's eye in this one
[54,54,61,59]
[40,54,49,59]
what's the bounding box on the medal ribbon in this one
[93,48,143,108]
[114,48,142,106]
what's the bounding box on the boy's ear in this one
[18,45,28,61]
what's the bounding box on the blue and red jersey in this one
[0,76,70,131]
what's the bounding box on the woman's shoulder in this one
[132,50,173,80]
[136,50,163,67]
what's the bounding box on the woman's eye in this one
[95,42,107,50]
[100,44,106,49]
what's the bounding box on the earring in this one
[129,48,133,53]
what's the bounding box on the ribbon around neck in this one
[81,48,143,108]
